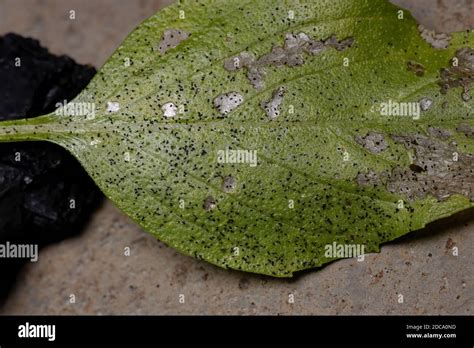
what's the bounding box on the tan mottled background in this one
[0,0,472,315]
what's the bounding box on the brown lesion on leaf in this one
[222,175,237,193]
[456,123,474,138]
[203,196,217,211]
[213,92,244,115]
[356,170,388,187]
[439,47,474,101]
[155,29,190,55]
[427,126,451,140]
[419,97,433,111]
[355,134,473,202]
[407,60,425,77]
[390,135,473,201]
[418,24,451,49]
[261,87,285,120]
[224,32,354,90]
[223,52,255,71]
[355,132,388,154]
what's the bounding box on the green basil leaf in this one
[1,0,472,277]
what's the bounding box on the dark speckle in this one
[238,277,250,290]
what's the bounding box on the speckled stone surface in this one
[0,0,472,315]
